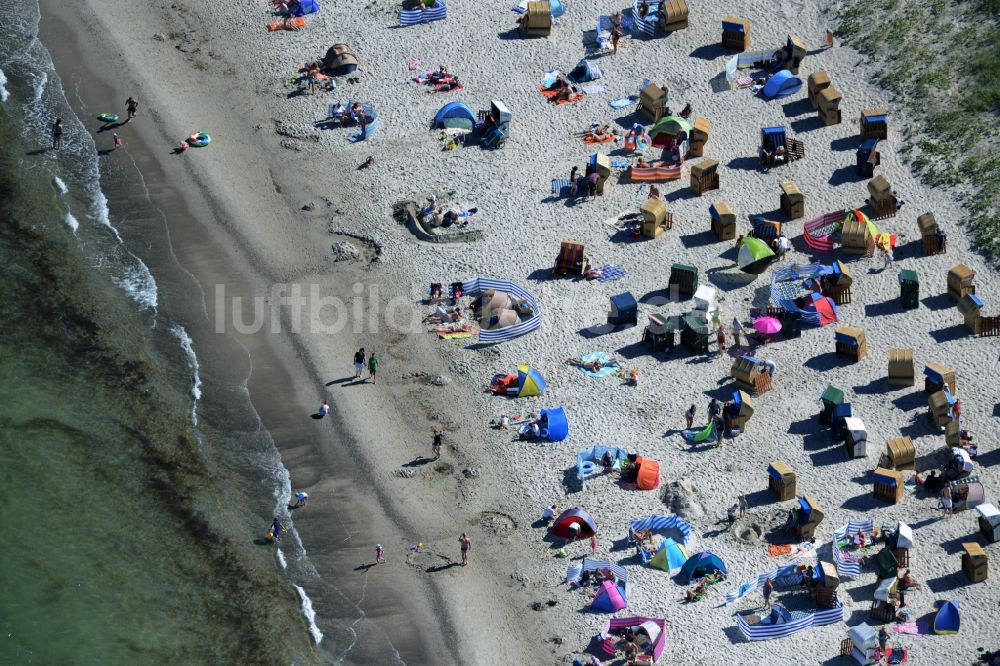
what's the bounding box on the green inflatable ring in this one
[188,132,211,147]
[98,113,119,123]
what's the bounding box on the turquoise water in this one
[0,7,319,663]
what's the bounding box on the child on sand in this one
[113,132,122,149]
[590,535,598,556]
[319,399,330,417]
[375,544,385,563]
[368,352,379,384]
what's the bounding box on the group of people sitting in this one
[419,195,476,229]
[605,625,653,666]
[575,567,620,589]
[580,123,618,142]
[684,569,725,602]
[759,143,788,166]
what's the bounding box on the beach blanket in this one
[582,134,615,144]
[268,17,305,31]
[683,421,715,442]
[595,265,626,282]
[434,83,463,93]
[892,622,928,635]
[610,158,630,169]
[582,84,606,95]
[439,331,472,339]
[769,541,817,558]
[575,352,621,378]
[538,86,585,104]
[768,544,793,557]
[608,95,638,109]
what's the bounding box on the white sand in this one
[70,0,1000,662]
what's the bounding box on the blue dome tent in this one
[567,58,602,83]
[550,0,566,17]
[433,101,477,131]
[679,551,727,583]
[761,70,802,99]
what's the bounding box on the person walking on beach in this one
[51,118,64,149]
[113,132,123,150]
[825,27,834,48]
[590,534,598,556]
[269,517,284,542]
[941,485,953,517]
[459,533,471,566]
[432,429,443,460]
[685,403,697,430]
[375,543,385,564]
[353,348,366,379]
[293,491,309,508]
[716,324,727,353]
[727,503,738,527]
[318,399,330,418]
[125,96,139,121]
[739,495,748,517]
[611,25,622,54]
[731,317,744,347]
[713,415,724,447]
[762,577,774,609]
[368,352,379,384]
[707,397,721,421]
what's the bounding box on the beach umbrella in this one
[753,316,782,336]
[737,237,777,274]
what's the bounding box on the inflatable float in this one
[98,113,119,123]
[187,132,211,147]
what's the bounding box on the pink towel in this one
[893,622,919,635]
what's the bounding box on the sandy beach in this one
[34,0,1000,663]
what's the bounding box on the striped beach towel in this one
[596,265,626,282]
[552,178,573,197]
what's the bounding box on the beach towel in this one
[542,70,561,88]
[434,83,463,92]
[439,331,472,339]
[610,158,630,169]
[893,622,920,635]
[268,17,305,31]
[582,134,615,144]
[768,544,793,557]
[582,84,606,95]
[575,352,621,378]
[608,95,638,109]
[595,265,626,283]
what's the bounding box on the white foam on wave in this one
[293,584,324,645]
[170,325,202,426]
[64,212,79,233]
[31,70,46,103]
[0,67,9,102]
[112,261,158,311]
[53,176,67,194]
[276,548,287,570]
